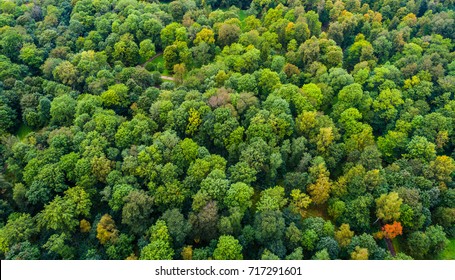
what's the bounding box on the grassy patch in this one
[146,54,169,75]
[219,8,248,28]
[16,123,32,140]
[438,238,455,260]
[392,236,404,253]
[238,10,247,21]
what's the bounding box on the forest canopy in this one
[0,0,454,260]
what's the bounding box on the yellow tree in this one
[289,189,312,217]
[375,192,402,222]
[307,174,331,205]
[316,127,335,153]
[335,224,354,247]
[96,214,119,245]
[351,246,369,260]
[428,155,455,185]
[173,63,186,85]
[194,28,215,45]
[186,107,201,136]
[307,161,332,205]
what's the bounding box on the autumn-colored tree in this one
[382,221,403,239]
[335,224,354,247]
[181,245,193,260]
[96,214,119,245]
[375,192,402,222]
[80,219,91,233]
[186,108,201,136]
[351,246,369,260]
[194,28,215,45]
[289,189,312,217]
[307,172,331,205]
[173,63,186,85]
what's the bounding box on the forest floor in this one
[305,204,330,220]
[16,123,32,140]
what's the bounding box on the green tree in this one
[50,94,77,126]
[213,235,243,260]
[19,43,44,68]
[139,39,156,63]
[225,182,254,213]
[112,33,139,66]
[256,186,288,212]
[122,190,154,235]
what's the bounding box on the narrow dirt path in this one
[385,238,396,257]
[160,75,175,81]
[141,52,163,67]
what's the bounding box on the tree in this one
[312,249,330,260]
[101,83,129,108]
[194,28,215,45]
[163,41,191,71]
[372,88,404,123]
[256,186,288,212]
[37,187,91,233]
[381,221,403,239]
[289,189,312,217]
[106,233,134,260]
[139,39,156,63]
[5,241,40,260]
[0,102,16,134]
[316,237,339,259]
[96,214,119,245]
[351,246,369,260]
[302,83,323,110]
[53,61,78,87]
[42,233,74,259]
[429,155,455,182]
[50,94,77,126]
[406,136,436,161]
[376,192,402,222]
[161,209,191,248]
[285,223,303,250]
[224,182,254,213]
[190,201,219,243]
[218,23,241,47]
[213,235,243,260]
[122,190,154,235]
[348,233,386,260]
[19,43,44,68]
[304,11,322,36]
[173,63,186,85]
[334,224,354,247]
[112,33,139,66]
[0,213,37,254]
[254,210,286,244]
[343,195,374,232]
[307,167,332,205]
[140,240,173,260]
[258,69,281,99]
[406,231,430,259]
[425,225,449,257]
[0,27,24,60]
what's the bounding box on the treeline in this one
[0,0,454,260]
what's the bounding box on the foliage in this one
[0,0,454,260]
